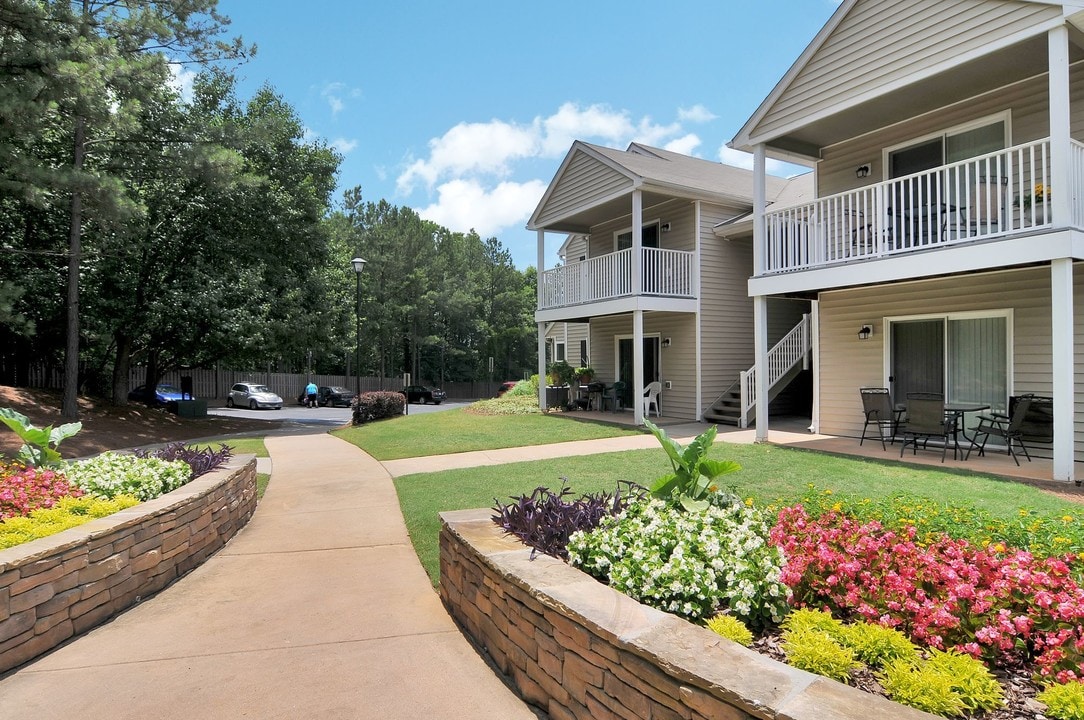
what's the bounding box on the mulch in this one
[0,385,282,458]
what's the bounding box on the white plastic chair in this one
[643,381,662,418]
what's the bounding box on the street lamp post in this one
[351,257,367,397]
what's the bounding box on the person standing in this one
[305,381,318,408]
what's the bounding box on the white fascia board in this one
[535,296,697,324]
[737,16,1063,152]
[747,230,1084,297]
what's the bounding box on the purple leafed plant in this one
[492,480,644,560]
[135,442,233,479]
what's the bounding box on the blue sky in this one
[205,1,842,268]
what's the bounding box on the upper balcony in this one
[756,138,1083,291]
[537,246,697,320]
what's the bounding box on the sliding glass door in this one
[890,312,1010,433]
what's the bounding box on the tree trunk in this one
[61,114,86,420]
[112,333,132,405]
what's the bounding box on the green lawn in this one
[395,440,1083,586]
[332,408,643,460]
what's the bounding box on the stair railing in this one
[738,314,811,427]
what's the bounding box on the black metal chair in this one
[965,395,1033,466]
[601,381,626,413]
[899,396,956,462]
[859,388,903,450]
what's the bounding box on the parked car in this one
[226,382,283,410]
[400,385,446,404]
[318,385,353,407]
[497,381,518,397]
[128,384,187,406]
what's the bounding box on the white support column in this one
[1051,259,1075,482]
[753,144,770,442]
[1050,25,1071,227]
[631,190,642,296]
[809,300,820,434]
[633,309,644,425]
[537,322,547,412]
[536,229,547,412]
[694,201,703,420]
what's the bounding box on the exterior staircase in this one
[704,314,811,427]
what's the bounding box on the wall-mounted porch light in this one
[661,337,671,347]
[855,164,871,179]
[660,222,671,232]
[858,324,873,340]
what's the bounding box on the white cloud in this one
[663,133,702,156]
[167,64,197,103]
[331,138,358,154]
[417,178,548,238]
[718,146,810,177]
[678,104,716,123]
[320,82,360,116]
[397,119,537,194]
[538,102,635,156]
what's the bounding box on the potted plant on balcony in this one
[574,366,595,384]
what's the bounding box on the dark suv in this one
[318,386,354,407]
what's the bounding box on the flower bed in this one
[0,455,257,673]
[440,508,937,720]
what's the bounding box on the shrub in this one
[838,622,919,668]
[569,496,789,626]
[1039,681,1084,720]
[507,378,538,396]
[67,452,191,501]
[0,463,83,520]
[781,607,846,639]
[0,494,140,549]
[134,442,232,479]
[705,613,753,647]
[351,391,405,425]
[877,650,1003,717]
[469,394,542,416]
[492,481,642,560]
[781,627,860,683]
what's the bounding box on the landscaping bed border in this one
[439,508,937,720]
[0,455,257,673]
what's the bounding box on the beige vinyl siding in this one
[818,65,1084,196]
[562,235,589,262]
[698,204,757,415]
[589,313,697,419]
[586,198,696,256]
[816,265,1084,461]
[756,0,1059,140]
[536,151,631,228]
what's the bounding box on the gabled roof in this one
[731,0,1080,157]
[528,140,804,233]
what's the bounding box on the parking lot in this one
[209,399,469,426]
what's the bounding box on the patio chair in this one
[899,396,956,463]
[964,394,1033,466]
[859,387,903,451]
[643,381,662,418]
[601,381,626,413]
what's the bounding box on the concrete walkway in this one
[0,433,540,720]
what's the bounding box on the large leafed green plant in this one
[0,408,81,467]
[644,419,740,512]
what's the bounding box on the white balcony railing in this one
[761,138,1075,275]
[539,247,695,310]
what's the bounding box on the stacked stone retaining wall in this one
[440,508,936,720]
[0,455,257,673]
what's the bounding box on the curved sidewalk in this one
[0,433,540,720]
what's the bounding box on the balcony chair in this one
[899,396,957,463]
[964,395,1033,466]
[859,387,903,451]
[949,176,1007,238]
[643,381,662,418]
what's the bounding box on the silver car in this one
[226,382,283,410]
